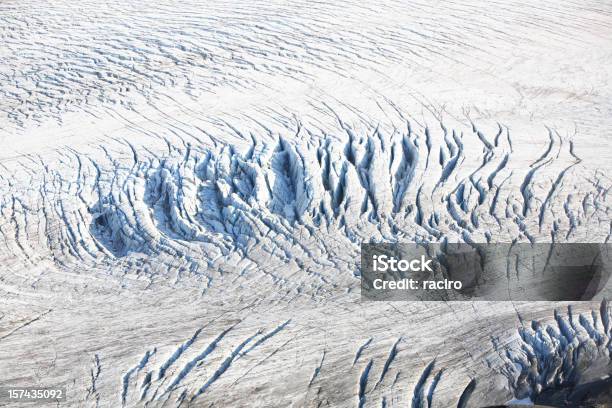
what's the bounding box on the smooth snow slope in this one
[1,0,611,407]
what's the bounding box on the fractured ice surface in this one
[1,0,611,407]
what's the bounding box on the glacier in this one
[1,0,612,407]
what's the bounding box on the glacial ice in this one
[1,0,611,407]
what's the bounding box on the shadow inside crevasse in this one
[534,375,612,408]
[482,373,612,408]
[89,205,128,257]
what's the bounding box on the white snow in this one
[1,0,611,406]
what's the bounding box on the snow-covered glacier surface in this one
[1,0,612,407]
